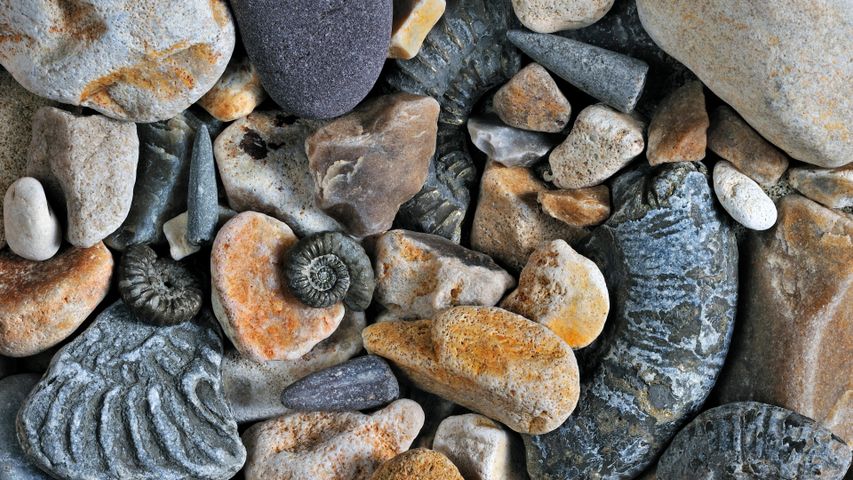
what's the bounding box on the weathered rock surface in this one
[371,449,463,480]
[0,375,49,480]
[789,165,853,210]
[389,0,447,60]
[538,186,611,227]
[468,117,555,167]
[512,0,614,33]
[3,177,61,261]
[198,55,266,122]
[433,414,527,480]
[707,106,789,186]
[493,63,572,133]
[714,160,778,231]
[163,207,236,261]
[647,81,708,165]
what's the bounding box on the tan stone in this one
[788,165,853,210]
[493,63,571,133]
[389,0,447,60]
[371,449,463,480]
[647,81,709,165]
[512,0,614,33]
[538,185,610,227]
[198,55,266,122]
[707,106,789,186]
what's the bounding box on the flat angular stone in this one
[371,449,463,480]
[163,207,236,261]
[198,55,267,122]
[538,186,611,227]
[789,165,853,210]
[0,375,50,479]
[647,81,709,165]
[714,160,778,231]
[3,177,61,261]
[187,125,218,245]
[493,63,572,133]
[433,414,527,480]
[389,0,447,60]
[707,106,789,186]
[512,0,614,33]
[467,117,555,167]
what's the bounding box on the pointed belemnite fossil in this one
[280,355,400,412]
[187,124,219,246]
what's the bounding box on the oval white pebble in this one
[713,160,777,230]
[3,177,62,261]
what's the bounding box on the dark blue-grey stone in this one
[0,375,49,480]
[508,30,649,114]
[280,355,399,412]
[524,164,739,479]
[187,125,218,246]
[0,355,15,380]
[230,0,392,119]
[658,402,852,480]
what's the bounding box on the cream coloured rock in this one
[198,55,266,122]
[713,161,777,231]
[433,414,526,480]
[163,207,236,261]
[3,178,61,262]
[512,0,615,33]
[788,165,853,210]
[389,0,447,60]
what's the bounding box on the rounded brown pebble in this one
[371,449,463,480]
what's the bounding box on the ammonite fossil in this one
[285,232,375,311]
[118,244,204,326]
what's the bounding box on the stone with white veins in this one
[3,177,61,262]
[187,125,218,245]
[468,117,555,167]
[713,160,777,231]
[433,413,527,480]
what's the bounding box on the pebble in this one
[187,125,218,245]
[493,63,572,133]
[788,165,853,210]
[0,243,112,357]
[471,162,588,271]
[538,185,611,227]
[549,104,645,189]
[223,311,365,423]
[3,177,61,261]
[467,117,556,167]
[364,306,580,435]
[17,302,246,480]
[389,0,447,60]
[508,30,649,113]
[409,389,459,449]
[658,402,852,480]
[0,375,50,480]
[707,106,790,186]
[27,107,138,248]
[646,81,709,165]
[242,399,424,480]
[307,93,439,237]
[211,212,345,362]
[501,239,609,349]
[433,414,526,480]
[370,449,463,480]
[374,229,516,319]
[198,55,267,122]
[231,0,391,119]
[0,0,235,122]
[512,0,614,33]
[713,160,778,230]
[163,206,237,261]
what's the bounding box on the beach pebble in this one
[467,117,555,167]
[389,0,447,60]
[187,125,218,245]
[0,375,50,479]
[163,207,237,261]
[647,81,709,165]
[3,177,61,261]
[371,449,463,480]
[713,160,777,230]
[707,106,789,186]
[538,185,611,227]
[512,0,614,33]
[493,63,572,133]
[788,165,853,210]
[198,55,267,122]
[433,414,526,480]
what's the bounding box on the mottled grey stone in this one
[187,125,218,246]
[17,302,246,480]
[0,375,49,480]
[525,163,739,479]
[658,402,852,480]
[467,117,555,167]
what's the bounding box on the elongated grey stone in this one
[1,375,49,480]
[508,30,648,113]
[187,125,218,245]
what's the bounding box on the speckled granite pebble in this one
[0,375,49,479]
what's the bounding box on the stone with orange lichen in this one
[198,55,266,122]
[493,63,572,133]
[370,448,463,480]
[363,306,580,435]
[538,185,611,227]
[0,243,112,357]
[211,211,345,362]
[389,0,447,60]
[647,81,709,165]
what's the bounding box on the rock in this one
[187,125,218,245]
[1,375,49,479]
[389,0,447,60]
[789,165,853,210]
[647,81,709,165]
[433,414,527,480]
[242,399,424,480]
[223,310,365,423]
[716,195,852,444]
[493,63,572,133]
[212,212,345,362]
[0,243,112,357]
[364,306,580,435]
[636,0,851,169]
[508,31,649,113]
[0,0,235,122]
[307,93,438,237]
[17,302,246,480]
[163,207,236,261]
[27,107,138,248]
[658,402,852,480]
[525,164,738,478]
[467,117,555,167]
[707,106,789,186]
[538,186,611,227]
[374,230,515,319]
[549,104,645,189]
[713,160,778,231]
[3,177,61,261]
[512,0,614,33]
[409,389,459,449]
[371,449,463,480]
[198,55,267,122]
[0,356,14,380]
[214,113,341,237]
[231,0,391,119]
[501,239,609,349]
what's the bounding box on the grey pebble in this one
[0,375,49,480]
[467,116,555,167]
[187,125,218,246]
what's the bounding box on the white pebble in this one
[3,177,61,261]
[433,414,526,480]
[713,160,778,230]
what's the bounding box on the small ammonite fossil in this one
[118,245,203,326]
[285,232,375,311]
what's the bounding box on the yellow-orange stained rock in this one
[647,81,709,165]
[389,0,447,60]
[371,449,463,480]
[538,185,611,227]
[493,63,572,133]
[198,55,266,122]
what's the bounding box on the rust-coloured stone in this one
[493,63,572,133]
[371,449,463,480]
[708,106,790,186]
[647,81,709,165]
[538,185,611,227]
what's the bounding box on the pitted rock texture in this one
[512,0,614,33]
[370,448,463,480]
[198,55,267,122]
[493,63,572,133]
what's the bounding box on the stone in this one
[214,113,341,237]
[433,414,527,480]
[471,162,588,271]
[364,306,581,435]
[501,239,609,349]
[231,0,391,119]
[242,399,424,480]
[187,125,218,245]
[212,212,344,362]
[307,93,438,237]
[374,230,515,319]
[0,356,14,380]
[508,31,649,113]
[17,302,246,480]
[0,0,235,122]
[1,375,50,480]
[658,402,852,480]
[223,310,365,423]
[713,160,778,231]
[467,117,555,167]
[512,0,614,33]
[197,55,267,122]
[525,164,738,479]
[647,81,709,165]
[163,207,236,261]
[789,165,853,210]
[389,0,447,60]
[409,389,459,449]
[716,195,853,444]
[371,449,463,480]
[0,243,112,357]
[549,103,645,189]
[538,186,611,227]
[27,107,138,248]
[3,177,61,261]
[707,106,790,186]
[493,63,572,133]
